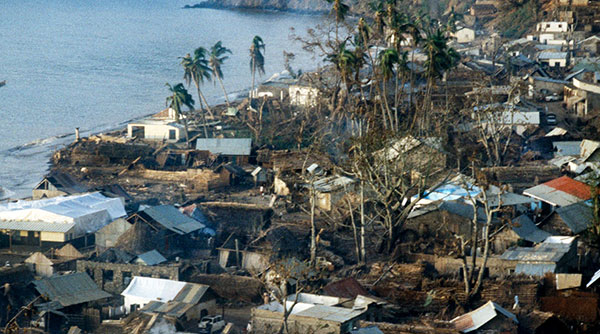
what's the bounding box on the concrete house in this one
[32,171,88,200]
[127,107,185,142]
[536,21,569,33]
[538,52,568,67]
[454,27,475,44]
[251,293,369,334]
[289,84,319,107]
[121,276,217,321]
[127,119,184,142]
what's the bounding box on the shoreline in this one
[183,2,329,16]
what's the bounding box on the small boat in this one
[0,81,5,87]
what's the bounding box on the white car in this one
[545,94,561,102]
[199,315,225,334]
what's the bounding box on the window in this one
[546,24,551,28]
[169,129,176,140]
[558,24,562,28]
[103,269,114,283]
[122,271,132,286]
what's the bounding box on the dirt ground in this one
[223,304,254,333]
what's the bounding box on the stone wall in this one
[76,260,180,294]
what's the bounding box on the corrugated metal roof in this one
[545,127,568,137]
[586,268,600,288]
[0,220,75,233]
[511,215,551,243]
[195,138,252,156]
[538,52,567,59]
[581,139,600,161]
[501,238,574,263]
[293,304,365,323]
[515,263,557,276]
[451,301,518,333]
[313,176,356,193]
[523,176,591,207]
[553,141,582,157]
[142,205,205,235]
[135,250,167,266]
[39,171,88,194]
[141,300,195,318]
[555,202,593,234]
[531,76,569,84]
[34,273,110,307]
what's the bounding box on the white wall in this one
[127,123,182,141]
[537,22,568,33]
[289,85,319,107]
[455,28,475,43]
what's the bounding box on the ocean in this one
[0,0,323,198]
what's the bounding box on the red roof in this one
[544,176,591,200]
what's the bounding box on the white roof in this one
[451,301,518,333]
[121,276,186,302]
[586,268,600,288]
[545,127,568,137]
[0,192,126,234]
[539,52,567,60]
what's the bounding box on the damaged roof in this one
[501,236,576,266]
[313,175,356,193]
[35,171,88,194]
[523,176,591,207]
[33,272,110,308]
[323,278,369,299]
[451,300,518,333]
[141,205,205,235]
[511,215,551,243]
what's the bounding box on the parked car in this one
[546,113,557,125]
[545,93,561,102]
[199,315,225,334]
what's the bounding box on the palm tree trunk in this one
[195,85,209,138]
[197,89,213,118]
[216,72,231,106]
[251,60,256,103]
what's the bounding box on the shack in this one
[32,171,88,200]
[500,236,578,276]
[195,138,252,164]
[25,244,84,277]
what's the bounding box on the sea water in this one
[0,0,323,198]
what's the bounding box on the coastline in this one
[183,1,329,15]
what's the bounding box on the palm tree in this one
[325,40,358,95]
[325,0,349,41]
[249,36,266,101]
[165,83,195,147]
[209,41,233,107]
[377,48,399,130]
[181,48,213,138]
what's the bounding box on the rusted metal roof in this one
[523,176,591,206]
[323,278,369,299]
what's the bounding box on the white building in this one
[538,52,568,67]
[454,27,475,44]
[289,85,320,107]
[536,21,569,33]
[0,192,126,245]
[127,119,184,142]
[122,276,216,319]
